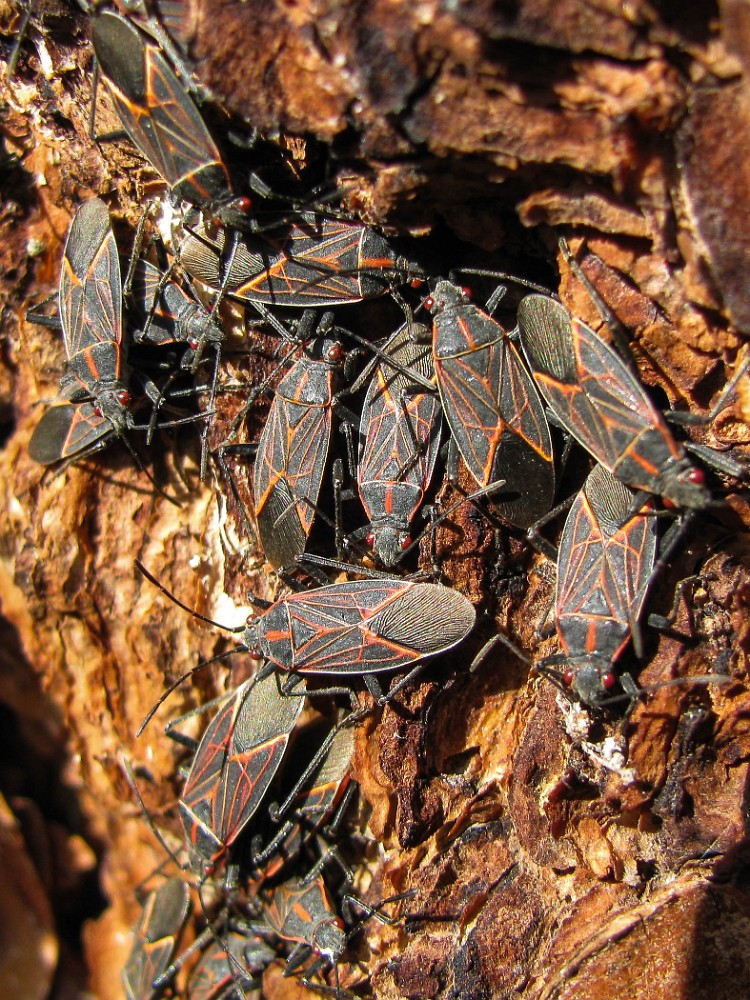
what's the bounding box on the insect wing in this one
[431,284,554,527]
[358,325,442,559]
[255,723,356,882]
[556,463,658,665]
[29,399,112,465]
[264,877,345,961]
[253,341,340,568]
[237,217,399,304]
[122,879,190,1000]
[517,295,684,494]
[257,580,476,674]
[92,13,230,205]
[130,259,199,346]
[59,198,122,388]
[130,260,181,346]
[186,933,275,1000]
[288,724,354,828]
[181,216,400,306]
[179,673,305,872]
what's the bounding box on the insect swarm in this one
[4,6,750,1000]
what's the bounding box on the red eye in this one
[688,468,705,486]
[409,277,424,289]
[366,532,376,548]
[327,343,344,362]
[93,404,102,417]
[601,672,617,690]
[460,285,472,299]
[188,337,200,350]
[400,535,411,551]
[562,668,575,686]
[235,196,253,213]
[116,390,132,406]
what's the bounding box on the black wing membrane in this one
[59,197,122,386]
[91,12,231,206]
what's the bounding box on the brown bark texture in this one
[1,1,750,998]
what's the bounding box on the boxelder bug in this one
[28,199,203,472]
[252,329,348,571]
[547,462,659,705]
[516,294,712,509]
[28,198,134,465]
[245,578,476,682]
[90,12,241,217]
[250,721,357,882]
[354,321,443,566]
[184,928,275,1000]
[136,564,476,717]
[177,671,305,877]
[128,255,226,479]
[28,391,117,467]
[262,874,346,975]
[425,280,555,528]
[122,878,190,1000]
[177,211,424,307]
[129,258,223,365]
[262,875,412,993]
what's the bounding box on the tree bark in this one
[0,2,749,998]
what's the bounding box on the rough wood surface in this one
[0,2,749,998]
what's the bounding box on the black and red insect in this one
[354,321,443,567]
[178,211,424,308]
[547,462,659,705]
[425,280,555,528]
[184,928,275,1000]
[516,294,711,509]
[252,331,348,571]
[262,875,411,993]
[177,671,305,877]
[129,257,223,366]
[90,12,239,216]
[243,578,476,683]
[262,874,347,979]
[137,567,477,716]
[250,720,357,883]
[122,878,190,1000]
[28,197,135,465]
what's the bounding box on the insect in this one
[262,874,347,980]
[354,321,443,566]
[547,462,659,705]
[516,294,712,509]
[262,877,412,994]
[177,210,424,308]
[250,720,357,883]
[137,567,477,723]
[28,198,134,465]
[129,258,223,366]
[184,928,275,1000]
[176,671,305,877]
[29,392,117,467]
[28,199,204,471]
[425,280,555,528]
[122,879,190,1000]
[90,12,241,217]
[244,578,476,685]
[252,330,348,571]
